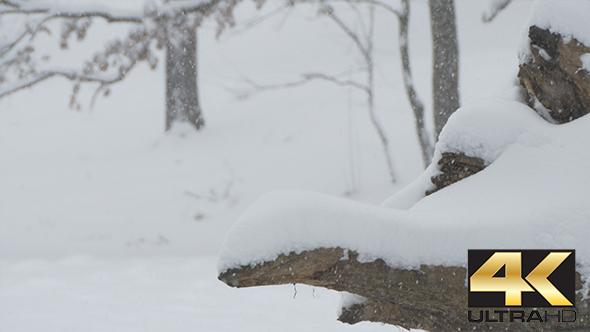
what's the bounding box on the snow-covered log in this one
[218,247,467,331]
[218,2,590,331]
[217,95,590,331]
[518,1,590,124]
[433,1,590,196]
[219,247,590,331]
[519,26,590,124]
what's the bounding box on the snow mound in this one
[218,98,590,281]
[383,98,540,210]
[519,0,590,64]
[435,98,542,164]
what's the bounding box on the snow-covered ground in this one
[1,1,537,331]
[2,256,396,332]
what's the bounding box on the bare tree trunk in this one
[429,0,460,139]
[399,0,433,167]
[165,13,204,132]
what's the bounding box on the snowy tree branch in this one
[0,27,30,57]
[0,7,143,23]
[0,0,221,21]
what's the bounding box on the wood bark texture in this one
[519,26,590,123]
[427,152,486,195]
[429,0,460,139]
[165,13,204,131]
[218,247,590,331]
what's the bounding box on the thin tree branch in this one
[321,6,371,64]
[242,73,370,95]
[0,7,143,22]
[347,0,401,17]
[0,72,63,98]
[346,2,368,42]
[0,61,136,99]
[0,55,24,70]
[0,0,220,21]
[293,0,401,18]
[176,0,222,15]
[219,3,290,40]
[0,0,18,8]
[398,0,433,167]
[0,27,30,57]
[287,0,428,168]
[322,2,396,183]
[244,0,397,183]
[305,73,370,92]
[89,83,107,109]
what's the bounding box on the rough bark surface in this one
[165,13,204,132]
[427,152,486,195]
[519,26,590,123]
[218,247,590,331]
[429,0,461,139]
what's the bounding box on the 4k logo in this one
[468,250,575,307]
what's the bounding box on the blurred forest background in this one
[1,1,535,331]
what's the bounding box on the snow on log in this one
[519,26,590,123]
[518,1,590,124]
[431,0,590,197]
[217,97,590,331]
[426,152,485,195]
[218,2,590,330]
[219,247,590,331]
